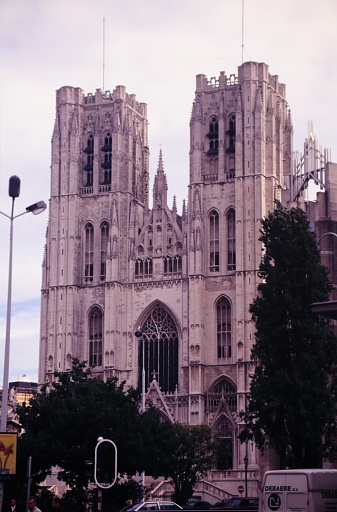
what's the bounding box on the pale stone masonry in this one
[39,61,337,491]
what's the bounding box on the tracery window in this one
[164,255,182,275]
[207,376,236,469]
[84,222,94,282]
[216,296,232,359]
[138,306,178,393]
[226,114,236,154]
[207,117,219,156]
[214,416,234,470]
[227,208,236,271]
[101,132,112,185]
[148,226,153,248]
[84,135,94,153]
[207,377,237,414]
[89,305,103,367]
[101,133,112,151]
[100,221,109,281]
[135,257,153,277]
[227,156,235,180]
[83,135,94,187]
[209,209,220,272]
[84,155,93,186]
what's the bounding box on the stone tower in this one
[186,61,292,472]
[39,85,150,381]
[40,61,298,490]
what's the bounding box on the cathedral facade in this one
[38,61,337,492]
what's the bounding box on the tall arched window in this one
[207,117,219,156]
[226,114,236,154]
[83,135,94,187]
[214,416,234,470]
[207,376,236,469]
[138,306,178,393]
[216,296,232,359]
[89,306,103,367]
[84,155,93,186]
[210,209,220,272]
[100,221,109,281]
[227,209,236,271]
[101,133,112,151]
[84,222,94,282]
[84,134,94,153]
[101,132,112,185]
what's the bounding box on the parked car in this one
[122,502,183,512]
[213,500,228,508]
[183,502,213,510]
[221,497,258,510]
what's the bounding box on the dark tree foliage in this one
[16,359,165,508]
[63,476,143,512]
[240,202,337,468]
[15,360,216,510]
[155,424,215,505]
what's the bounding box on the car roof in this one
[127,502,182,511]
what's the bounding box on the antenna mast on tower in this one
[241,0,245,64]
[103,17,106,93]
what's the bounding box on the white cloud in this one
[1,0,337,383]
[0,300,41,383]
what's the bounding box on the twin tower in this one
[39,62,294,482]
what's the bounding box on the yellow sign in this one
[0,433,18,476]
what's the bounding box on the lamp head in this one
[26,201,47,215]
[9,176,20,198]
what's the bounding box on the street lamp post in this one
[244,455,248,497]
[0,176,47,433]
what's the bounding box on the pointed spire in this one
[158,147,164,173]
[172,195,177,215]
[182,199,187,220]
[152,148,168,207]
[286,109,293,131]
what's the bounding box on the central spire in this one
[153,148,168,207]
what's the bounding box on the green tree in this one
[16,360,217,509]
[156,424,215,505]
[16,359,163,507]
[241,202,337,468]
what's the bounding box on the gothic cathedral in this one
[39,61,337,490]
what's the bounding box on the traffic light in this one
[94,438,117,488]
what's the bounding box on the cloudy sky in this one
[0,0,336,385]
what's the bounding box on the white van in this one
[259,469,337,512]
